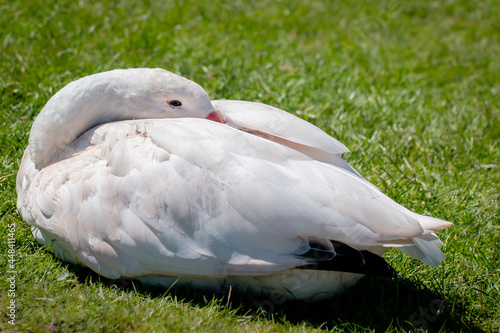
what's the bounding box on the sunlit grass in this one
[1,0,498,331]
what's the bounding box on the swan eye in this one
[168,100,182,107]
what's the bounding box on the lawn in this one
[1,0,499,331]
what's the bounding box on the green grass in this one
[1,0,499,331]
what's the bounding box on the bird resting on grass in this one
[17,68,452,300]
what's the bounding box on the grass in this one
[0,0,499,331]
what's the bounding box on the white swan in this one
[17,68,452,300]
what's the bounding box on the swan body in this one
[17,68,451,300]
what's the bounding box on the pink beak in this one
[206,110,226,124]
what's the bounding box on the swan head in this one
[28,68,224,168]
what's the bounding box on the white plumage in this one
[17,68,451,300]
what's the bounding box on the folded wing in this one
[214,100,363,177]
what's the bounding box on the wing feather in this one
[214,100,363,177]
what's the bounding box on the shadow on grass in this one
[63,262,483,332]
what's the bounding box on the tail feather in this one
[395,214,451,267]
[398,237,446,267]
[418,215,453,234]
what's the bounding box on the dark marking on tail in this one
[296,240,397,278]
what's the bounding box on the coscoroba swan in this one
[16,68,452,300]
